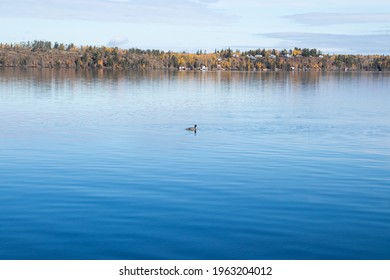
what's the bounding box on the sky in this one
[1,0,390,54]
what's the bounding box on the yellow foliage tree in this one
[292,48,302,56]
[97,59,104,68]
[178,57,186,67]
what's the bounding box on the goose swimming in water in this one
[185,124,197,131]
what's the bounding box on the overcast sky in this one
[1,0,390,54]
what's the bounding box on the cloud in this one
[258,32,390,54]
[108,36,129,47]
[1,0,230,25]
[284,13,390,26]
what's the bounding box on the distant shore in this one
[1,41,389,72]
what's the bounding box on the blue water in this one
[0,68,389,259]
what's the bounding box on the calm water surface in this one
[0,68,389,259]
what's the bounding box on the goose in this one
[185,124,197,131]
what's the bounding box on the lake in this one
[0,68,389,259]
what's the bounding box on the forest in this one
[1,40,390,71]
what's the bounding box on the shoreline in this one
[1,65,389,73]
[2,43,390,72]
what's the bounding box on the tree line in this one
[1,41,389,71]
